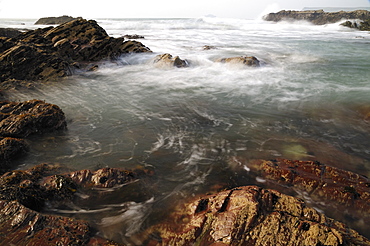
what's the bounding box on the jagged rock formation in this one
[35,15,83,25]
[0,163,151,245]
[143,186,370,245]
[0,18,151,88]
[244,159,370,215]
[230,158,370,239]
[341,19,370,31]
[152,53,188,68]
[264,9,370,25]
[216,56,260,67]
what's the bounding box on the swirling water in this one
[2,17,370,243]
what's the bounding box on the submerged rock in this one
[35,15,82,25]
[264,9,370,25]
[143,186,370,245]
[66,167,152,188]
[152,53,188,68]
[216,56,260,67]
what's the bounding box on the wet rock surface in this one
[216,56,260,67]
[0,18,151,89]
[246,159,370,214]
[0,99,66,168]
[264,10,370,25]
[230,158,370,238]
[152,53,189,68]
[143,186,370,245]
[341,19,370,31]
[0,137,28,171]
[35,15,82,25]
[0,99,67,138]
[0,163,151,245]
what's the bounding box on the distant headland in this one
[263,9,370,30]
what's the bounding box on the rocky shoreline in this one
[0,17,370,245]
[263,9,370,31]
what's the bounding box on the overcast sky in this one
[0,0,369,19]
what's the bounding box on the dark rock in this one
[0,43,70,82]
[0,163,72,211]
[0,100,66,167]
[0,100,67,138]
[0,18,151,84]
[35,15,83,25]
[143,186,370,245]
[0,37,17,53]
[264,10,370,25]
[216,55,260,67]
[0,137,28,172]
[123,34,145,39]
[0,28,21,38]
[341,19,370,31]
[0,163,151,244]
[152,53,188,68]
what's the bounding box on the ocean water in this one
[1,17,370,243]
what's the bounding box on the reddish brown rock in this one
[0,200,122,246]
[244,159,370,215]
[143,186,370,245]
[216,56,260,67]
[66,167,151,188]
[0,163,152,245]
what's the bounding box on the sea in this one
[1,16,370,244]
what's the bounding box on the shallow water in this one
[2,17,370,243]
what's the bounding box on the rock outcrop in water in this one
[0,18,151,89]
[216,56,260,67]
[0,100,66,170]
[341,19,370,31]
[35,15,82,25]
[152,53,189,68]
[0,163,151,245]
[263,9,370,25]
[143,185,370,245]
[229,158,370,238]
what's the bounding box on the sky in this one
[0,0,369,19]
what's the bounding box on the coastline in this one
[0,14,370,245]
